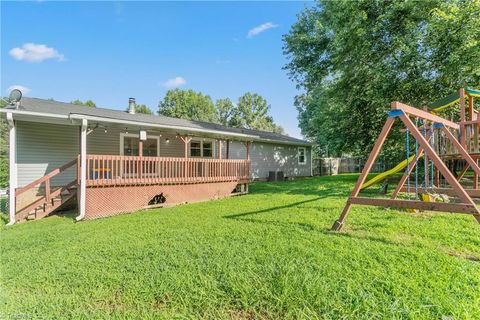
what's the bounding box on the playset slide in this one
[360,154,423,190]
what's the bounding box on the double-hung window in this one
[298,147,306,165]
[190,140,214,158]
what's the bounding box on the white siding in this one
[229,141,311,179]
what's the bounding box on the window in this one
[298,147,306,164]
[120,133,159,156]
[190,140,214,158]
[190,141,202,157]
[203,141,213,157]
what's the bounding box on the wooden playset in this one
[332,88,480,231]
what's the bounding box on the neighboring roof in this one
[2,97,312,146]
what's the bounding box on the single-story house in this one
[1,97,312,224]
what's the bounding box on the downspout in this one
[76,119,88,221]
[6,113,16,226]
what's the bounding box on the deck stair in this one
[15,158,78,222]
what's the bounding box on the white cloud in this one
[9,43,65,62]
[7,85,31,95]
[247,22,279,38]
[161,76,187,89]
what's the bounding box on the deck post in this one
[460,88,467,148]
[7,113,16,225]
[76,119,88,221]
[226,139,230,159]
[218,140,222,159]
[180,136,191,179]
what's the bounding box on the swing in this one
[418,122,450,203]
[405,120,420,212]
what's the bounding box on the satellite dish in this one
[9,89,22,103]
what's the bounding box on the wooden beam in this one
[218,140,222,160]
[399,186,480,198]
[179,136,192,158]
[349,197,479,215]
[457,163,470,181]
[391,102,460,130]
[460,88,466,147]
[331,117,395,231]
[468,92,474,121]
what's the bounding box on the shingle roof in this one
[8,97,311,145]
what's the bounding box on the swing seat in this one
[420,193,436,202]
[419,192,450,203]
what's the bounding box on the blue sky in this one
[1,1,310,137]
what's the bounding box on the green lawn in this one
[1,175,479,319]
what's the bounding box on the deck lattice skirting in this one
[85,181,244,219]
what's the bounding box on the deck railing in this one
[85,155,250,186]
[436,122,480,156]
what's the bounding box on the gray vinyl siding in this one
[229,141,311,179]
[16,121,79,187]
[15,121,310,187]
[88,128,185,157]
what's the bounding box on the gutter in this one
[69,114,258,140]
[69,114,312,146]
[0,108,69,120]
[0,108,313,146]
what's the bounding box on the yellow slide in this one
[360,154,422,190]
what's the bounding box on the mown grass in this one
[1,175,479,319]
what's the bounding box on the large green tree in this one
[0,99,9,188]
[125,103,153,115]
[71,99,96,107]
[158,89,218,123]
[230,92,284,134]
[283,0,480,157]
[215,98,235,126]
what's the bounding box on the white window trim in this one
[189,138,215,158]
[298,147,307,165]
[120,132,160,156]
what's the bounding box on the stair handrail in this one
[15,158,78,198]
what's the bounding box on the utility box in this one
[277,171,284,181]
[268,171,276,182]
[268,171,285,182]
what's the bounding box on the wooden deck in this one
[85,154,251,187]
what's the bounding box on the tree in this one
[0,98,8,188]
[158,89,218,123]
[230,92,284,134]
[125,104,153,115]
[71,99,96,107]
[283,0,480,157]
[215,98,235,126]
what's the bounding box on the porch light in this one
[165,138,170,143]
[125,127,128,134]
[104,128,108,134]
